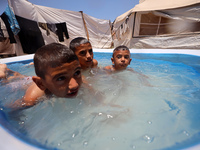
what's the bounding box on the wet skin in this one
[111,50,132,70]
[74,43,94,69]
[42,60,82,98]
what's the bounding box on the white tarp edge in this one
[6,0,112,50]
[115,0,200,23]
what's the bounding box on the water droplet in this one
[183,130,190,136]
[112,137,115,141]
[147,121,152,124]
[57,143,62,146]
[107,114,113,119]
[143,135,154,143]
[0,108,3,111]
[22,102,26,106]
[70,111,74,114]
[113,93,117,96]
[79,101,82,105]
[72,133,75,138]
[98,112,103,116]
[132,145,136,149]
[19,121,24,125]
[83,141,88,146]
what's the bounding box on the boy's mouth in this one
[120,64,126,67]
[86,60,92,63]
[67,88,79,97]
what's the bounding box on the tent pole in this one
[80,11,90,41]
[132,12,137,38]
[109,20,114,48]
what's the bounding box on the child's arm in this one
[82,76,122,107]
[104,65,112,70]
[6,68,26,80]
[128,68,152,87]
[127,68,148,77]
[103,65,114,73]
[0,64,7,79]
[81,76,104,104]
[10,83,45,109]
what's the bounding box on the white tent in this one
[0,0,112,55]
[112,0,200,49]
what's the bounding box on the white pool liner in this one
[0,49,200,150]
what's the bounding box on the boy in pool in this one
[11,43,83,108]
[104,45,132,72]
[0,63,25,81]
[27,37,98,69]
[69,37,98,69]
[104,45,152,86]
[0,64,7,79]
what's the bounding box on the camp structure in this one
[0,0,112,56]
[112,0,200,49]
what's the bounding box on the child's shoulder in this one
[23,82,45,106]
[104,65,115,72]
[104,65,112,70]
[92,59,98,67]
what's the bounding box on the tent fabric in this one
[8,0,112,49]
[0,0,112,55]
[115,0,200,23]
[134,0,200,11]
[83,13,112,48]
[0,36,24,55]
[113,0,200,49]
[130,33,200,49]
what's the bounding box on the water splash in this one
[143,134,154,143]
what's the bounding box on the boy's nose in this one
[121,57,125,62]
[86,51,91,58]
[69,78,79,90]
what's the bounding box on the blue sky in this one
[1,0,140,22]
[0,0,8,15]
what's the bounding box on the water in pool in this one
[0,52,200,150]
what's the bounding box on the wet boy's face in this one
[74,43,94,69]
[42,60,82,98]
[112,50,132,70]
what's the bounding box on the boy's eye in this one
[89,49,93,54]
[74,70,81,76]
[116,55,122,59]
[56,76,66,81]
[79,51,86,56]
[124,55,130,59]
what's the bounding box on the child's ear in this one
[111,58,114,64]
[129,58,132,64]
[32,76,46,91]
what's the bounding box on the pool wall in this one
[0,49,200,150]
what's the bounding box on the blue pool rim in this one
[0,48,200,150]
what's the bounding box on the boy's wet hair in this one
[34,43,78,79]
[69,37,90,52]
[113,45,130,57]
